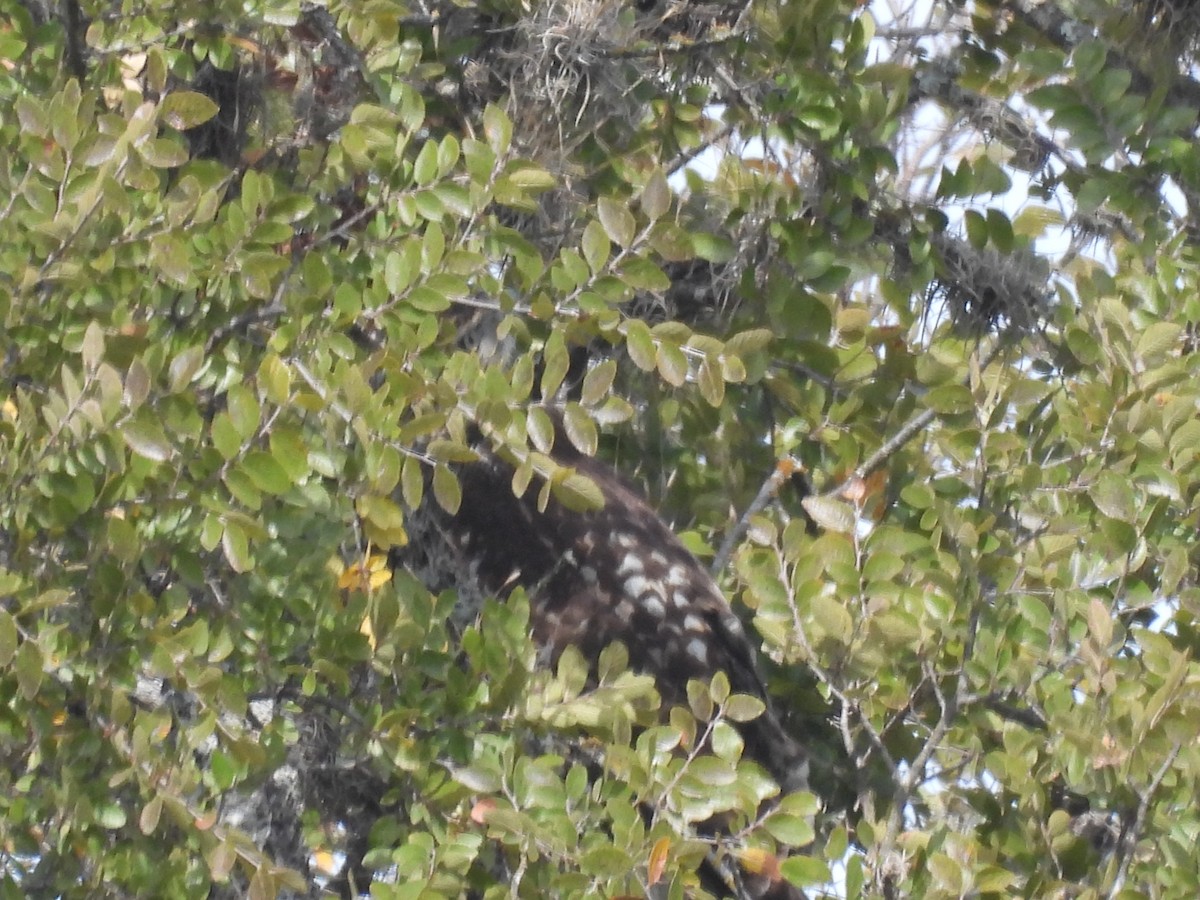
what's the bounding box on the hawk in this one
[419,420,812,899]
[448,433,808,793]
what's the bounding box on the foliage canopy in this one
[3,0,1200,896]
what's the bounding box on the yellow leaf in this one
[647,837,671,885]
[336,563,363,592]
[339,554,393,594]
[737,847,782,880]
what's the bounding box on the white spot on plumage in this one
[642,594,666,618]
[686,638,708,665]
[617,553,643,576]
[624,575,649,599]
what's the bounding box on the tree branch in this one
[1106,741,1182,898]
[711,458,799,577]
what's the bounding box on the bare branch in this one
[711,458,798,577]
[1107,742,1183,898]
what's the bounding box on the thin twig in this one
[710,459,797,577]
[825,340,1006,498]
[1106,742,1182,898]
[666,122,736,178]
[875,578,983,882]
[783,598,900,780]
[973,693,1048,730]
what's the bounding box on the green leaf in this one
[618,257,670,291]
[221,520,254,573]
[482,106,511,154]
[780,855,831,886]
[527,407,555,453]
[259,354,291,405]
[580,359,616,406]
[656,342,688,387]
[764,813,815,846]
[240,451,293,495]
[211,412,243,460]
[401,455,424,509]
[924,384,973,415]
[106,515,139,562]
[413,190,445,221]
[964,209,988,248]
[240,251,289,299]
[161,91,220,130]
[139,797,163,835]
[1086,597,1113,649]
[725,328,773,355]
[426,439,480,464]
[433,465,462,514]
[81,321,105,370]
[1072,39,1107,80]
[227,385,261,439]
[552,471,604,512]
[1136,322,1181,361]
[561,403,597,455]
[582,220,610,274]
[1090,472,1135,521]
[16,95,47,137]
[597,197,635,248]
[697,359,724,406]
[691,232,735,263]
[986,208,1014,252]
[207,840,237,882]
[710,721,743,759]
[641,169,670,220]
[437,133,460,174]
[122,417,172,462]
[413,139,438,185]
[505,164,556,190]
[928,852,963,892]
[624,319,656,371]
[798,104,841,136]
[580,845,630,877]
[357,493,405,531]
[451,764,501,792]
[384,245,419,295]
[138,138,189,168]
[540,330,569,400]
[169,345,205,392]
[124,358,151,409]
[709,671,730,704]
[723,694,765,723]
[0,610,17,667]
[801,496,855,533]
[15,640,43,699]
[96,803,127,829]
